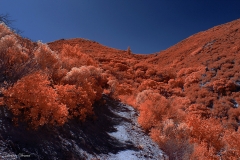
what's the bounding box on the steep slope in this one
[1,18,240,159]
[153,18,240,71]
[0,95,166,160]
[0,24,166,159]
[48,18,240,159]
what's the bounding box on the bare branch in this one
[0,13,22,34]
[0,13,13,26]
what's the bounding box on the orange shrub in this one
[34,42,60,72]
[55,84,93,121]
[51,68,68,84]
[135,69,145,77]
[156,68,176,83]
[0,34,31,84]
[187,115,224,153]
[62,66,106,101]
[222,129,240,158]
[190,142,219,160]
[106,78,123,98]
[114,63,129,71]
[4,72,68,128]
[138,79,158,91]
[168,78,184,89]
[0,23,12,38]
[150,120,192,160]
[60,44,97,70]
[187,104,211,118]
[169,96,191,121]
[145,68,156,77]
[136,90,169,131]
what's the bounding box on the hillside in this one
[0,23,166,159]
[48,19,240,159]
[0,18,240,159]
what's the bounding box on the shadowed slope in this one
[0,96,137,159]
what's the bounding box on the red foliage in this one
[61,66,106,101]
[1,26,107,128]
[34,42,60,72]
[190,142,219,160]
[46,19,240,159]
[2,19,240,158]
[0,33,33,85]
[3,65,106,128]
[150,120,192,159]
[136,90,169,131]
[59,44,97,70]
[0,23,12,38]
[55,84,93,121]
[187,115,224,152]
[223,129,240,158]
[4,72,68,128]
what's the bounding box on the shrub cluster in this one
[97,23,240,158]
[0,24,107,129]
[2,20,240,159]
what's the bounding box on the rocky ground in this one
[96,96,166,160]
[0,95,167,160]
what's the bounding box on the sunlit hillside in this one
[49,19,240,159]
[1,19,240,159]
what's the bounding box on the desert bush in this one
[117,83,133,95]
[126,46,132,55]
[187,104,211,118]
[222,129,240,158]
[134,63,149,71]
[114,63,129,71]
[3,65,106,128]
[177,66,205,78]
[168,78,184,89]
[0,33,37,85]
[138,80,172,97]
[169,96,191,121]
[107,78,134,98]
[184,83,201,103]
[107,79,118,97]
[227,106,240,129]
[211,98,232,119]
[60,44,97,70]
[62,66,106,101]
[206,79,237,96]
[180,67,205,89]
[135,89,155,106]
[34,42,60,73]
[135,69,145,77]
[156,68,176,83]
[136,90,170,131]
[187,115,224,153]
[190,143,219,160]
[138,79,159,91]
[55,84,93,121]
[4,72,68,128]
[62,66,91,85]
[145,68,156,77]
[0,23,12,38]
[51,68,68,84]
[150,120,193,160]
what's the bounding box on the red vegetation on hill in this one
[0,24,107,129]
[1,19,240,159]
[4,72,69,127]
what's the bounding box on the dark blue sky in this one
[1,1,240,54]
